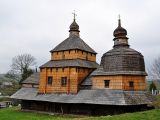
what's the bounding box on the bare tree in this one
[148,56,160,78]
[9,54,36,83]
[11,54,36,73]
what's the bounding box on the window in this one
[47,76,53,85]
[62,68,65,72]
[56,68,58,72]
[104,80,110,88]
[129,81,134,87]
[61,77,67,86]
[50,68,52,72]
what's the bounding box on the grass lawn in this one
[0,107,75,120]
[85,109,160,120]
[0,107,160,120]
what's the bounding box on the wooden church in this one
[11,15,154,115]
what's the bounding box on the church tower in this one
[38,14,98,94]
[92,17,147,91]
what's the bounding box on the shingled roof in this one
[100,47,147,75]
[22,72,39,85]
[50,35,97,54]
[40,59,99,68]
[91,66,147,76]
[11,87,154,105]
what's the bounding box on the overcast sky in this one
[0,0,160,73]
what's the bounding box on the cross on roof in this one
[72,10,77,20]
[118,14,121,20]
[118,14,121,26]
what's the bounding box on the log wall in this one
[51,50,96,62]
[38,67,92,94]
[92,75,146,91]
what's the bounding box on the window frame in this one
[104,80,110,88]
[61,77,67,87]
[129,81,134,88]
[47,76,53,85]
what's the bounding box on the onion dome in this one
[69,12,80,37]
[69,11,80,32]
[113,18,127,38]
[69,19,80,32]
[113,16,129,48]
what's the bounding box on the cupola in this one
[69,12,80,37]
[113,15,129,48]
[113,18,127,38]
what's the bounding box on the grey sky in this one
[0,0,160,73]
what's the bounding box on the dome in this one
[113,26,127,37]
[69,19,80,32]
[113,19,127,38]
[100,47,146,74]
[99,17,147,76]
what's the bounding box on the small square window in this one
[48,76,53,85]
[104,80,110,88]
[61,77,67,86]
[129,81,134,87]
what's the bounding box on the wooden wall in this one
[92,75,146,91]
[122,76,146,91]
[51,50,96,62]
[38,67,92,94]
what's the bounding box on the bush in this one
[151,95,160,109]
[149,81,157,91]
[0,84,20,96]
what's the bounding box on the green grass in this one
[83,109,160,120]
[0,107,77,120]
[0,107,160,120]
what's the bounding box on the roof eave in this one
[50,49,97,54]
